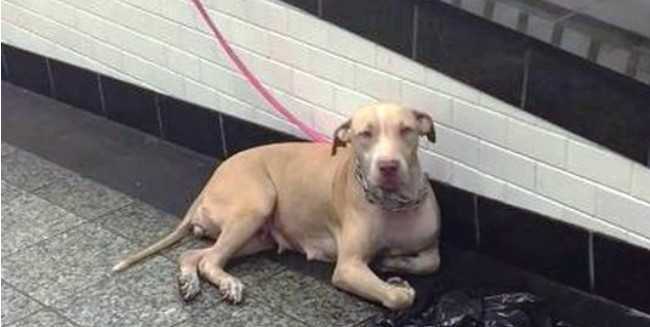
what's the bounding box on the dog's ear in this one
[331,119,352,156]
[414,110,436,143]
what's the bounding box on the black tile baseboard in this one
[431,180,477,250]
[221,113,304,156]
[2,42,649,315]
[158,96,224,158]
[101,75,160,136]
[49,59,103,116]
[594,234,650,314]
[478,197,591,291]
[2,45,51,96]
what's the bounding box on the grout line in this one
[473,195,481,247]
[588,232,596,292]
[517,12,529,33]
[218,113,229,158]
[1,281,85,327]
[2,47,11,79]
[483,0,496,20]
[96,74,108,116]
[317,0,323,17]
[587,40,601,62]
[411,3,419,60]
[2,200,135,262]
[154,94,166,139]
[551,22,564,46]
[44,58,56,98]
[519,49,531,110]
[625,49,640,77]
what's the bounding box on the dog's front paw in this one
[219,276,244,304]
[178,272,201,302]
[383,277,415,311]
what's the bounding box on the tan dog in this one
[113,103,441,310]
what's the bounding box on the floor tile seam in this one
[247,288,318,327]
[1,279,85,327]
[2,204,135,262]
[0,169,70,195]
[198,292,311,327]
[1,219,98,261]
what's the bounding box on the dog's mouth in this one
[378,177,401,192]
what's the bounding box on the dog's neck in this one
[353,158,429,212]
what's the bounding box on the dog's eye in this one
[400,127,414,136]
[358,130,373,139]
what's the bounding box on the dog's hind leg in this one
[198,209,271,303]
[178,247,208,301]
[177,230,274,302]
[199,193,275,303]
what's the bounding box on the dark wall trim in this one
[2,43,649,314]
[282,0,650,166]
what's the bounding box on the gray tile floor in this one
[1,142,379,327]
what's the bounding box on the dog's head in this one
[332,103,435,192]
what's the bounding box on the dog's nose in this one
[378,160,399,176]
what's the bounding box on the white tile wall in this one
[425,70,481,104]
[3,0,649,248]
[597,44,630,74]
[560,27,591,57]
[461,0,486,17]
[354,65,401,102]
[631,164,650,203]
[401,81,453,124]
[293,70,335,109]
[527,15,554,43]
[479,141,536,190]
[453,100,507,145]
[567,141,633,192]
[506,118,567,167]
[492,2,520,30]
[419,149,454,183]
[309,48,356,88]
[432,126,480,167]
[375,48,426,84]
[327,27,376,65]
[504,183,564,218]
[286,8,327,47]
[596,187,650,237]
[537,163,597,214]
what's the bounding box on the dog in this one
[113,103,441,311]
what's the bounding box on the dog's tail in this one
[112,218,192,272]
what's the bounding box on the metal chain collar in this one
[353,159,429,212]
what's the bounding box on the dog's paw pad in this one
[178,272,201,302]
[219,276,244,304]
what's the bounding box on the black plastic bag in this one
[371,289,577,327]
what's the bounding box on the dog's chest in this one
[380,211,438,254]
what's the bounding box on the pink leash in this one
[189,0,330,143]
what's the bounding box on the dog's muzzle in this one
[354,159,429,212]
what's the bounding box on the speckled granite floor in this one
[1,141,380,327]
